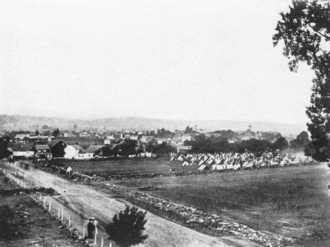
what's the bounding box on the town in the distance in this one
[1,120,310,163]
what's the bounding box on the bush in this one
[105,206,148,247]
[3,177,10,183]
[0,205,18,240]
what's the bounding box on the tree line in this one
[184,131,311,156]
[100,139,176,157]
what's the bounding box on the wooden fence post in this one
[82,223,85,239]
[94,227,98,246]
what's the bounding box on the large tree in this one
[273,0,330,161]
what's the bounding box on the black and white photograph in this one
[0,0,329,246]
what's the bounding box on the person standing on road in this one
[86,217,97,239]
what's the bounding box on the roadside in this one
[0,170,82,247]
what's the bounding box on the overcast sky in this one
[0,0,315,124]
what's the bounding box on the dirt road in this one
[1,161,261,247]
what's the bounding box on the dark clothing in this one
[87,222,95,239]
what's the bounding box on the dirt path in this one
[1,162,261,247]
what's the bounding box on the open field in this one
[45,158,330,246]
[110,163,330,247]
[52,158,196,176]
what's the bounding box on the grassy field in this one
[112,163,330,247]
[51,158,330,246]
[52,158,196,176]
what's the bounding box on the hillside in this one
[0,114,306,135]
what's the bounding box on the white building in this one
[7,146,34,158]
[75,149,95,159]
[64,145,83,159]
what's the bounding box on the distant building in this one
[106,134,116,140]
[7,143,34,158]
[181,134,192,142]
[62,131,76,138]
[155,138,167,144]
[228,138,238,143]
[177,145,192,154]
[15,133,30,140]
[80,131,91,137]
[130,135,139,141]
[75,149,95,159]
[141,136,154,143]
[48,139,68,158]
[84,145,105,157]
[32,144,52,159]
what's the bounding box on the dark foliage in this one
[0,138,9,159]
[273,0,330,161]
[144,128,174,138]
[145,139,175,155]
[272,136,289,152]
[186,134,288,155]
[0,187,59,196]
[105,206,148,247]
[290,131,310,150]
[112,139,138,156]
[0,205,17,240]
[52,128,60,137]
[213,129,238,140]
[154,128,175,138]
[184,126,194,134]
[101,145,114,157]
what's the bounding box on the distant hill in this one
[0,114,306,136]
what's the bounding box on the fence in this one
[31,193,114,247]
[1,162,115,247]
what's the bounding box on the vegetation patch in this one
[0,205,18,240]
[0,187,60,196]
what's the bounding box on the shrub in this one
[105,206,148,247]
[0,205,18,240]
